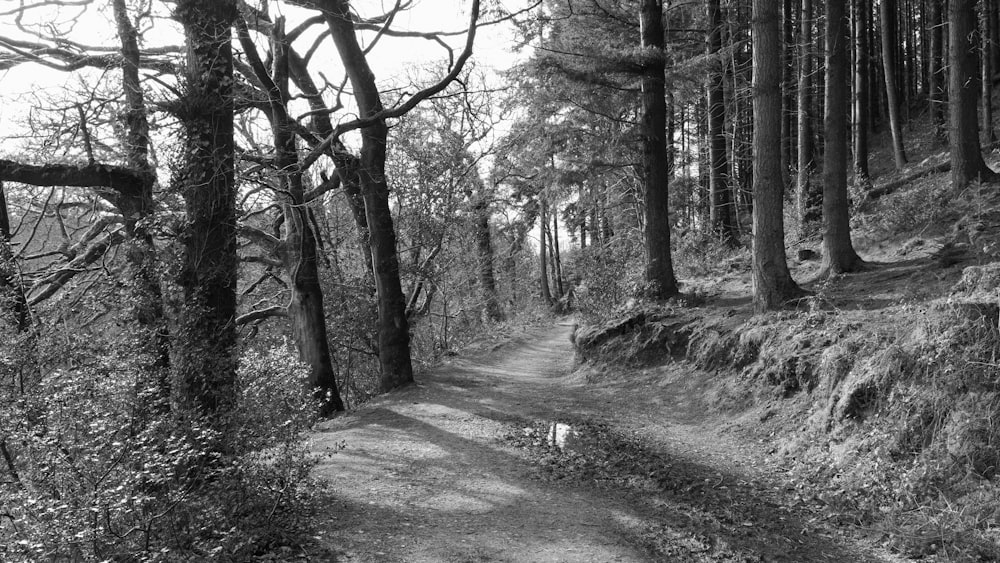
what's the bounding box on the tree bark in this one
[782,0,795,180]
[321,0,413,392]
[950,0,997,187]
[472,178,502,322]
[172,0,239,422]
[929,0,947,141]
[752,0,801,312]
[983,2,997,145]
[539,198,553,305]
[639,0,679,299]
[284,48,373,280]
[708,0,738,245]
[822,0,864,274]
[880,0,909,168]
[0,182,29,332]
[797,0,820,231]
[551,207,565,299]
[263,19,345,415]
[112,0,169,415]
[991,0,1000,81]
[853,0,871,184]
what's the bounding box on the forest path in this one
[309,322,897,562]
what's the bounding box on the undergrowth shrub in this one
[322,277,380,408]
[0,326,323,562]
[672,230,749,279]
[778,300,1000,560]
[856,176,951,236]
[572,236,645,323]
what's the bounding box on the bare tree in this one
[233,15,346,414]
[288,0,482,391]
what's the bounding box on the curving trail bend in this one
[309,322,897,563]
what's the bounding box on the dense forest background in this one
[2,0,1000,560]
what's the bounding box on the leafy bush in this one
[0,329,323,562]
[571,236,646,323]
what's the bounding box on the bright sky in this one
[0,0,528,153]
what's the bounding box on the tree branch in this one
[235,305,287,325]
[27,229,123,306]
[295,0,482,171]
[238,224,282,252]
[0,159,152,210]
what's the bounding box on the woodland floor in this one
[302,320,910,562]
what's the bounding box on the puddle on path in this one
[510,420,602,455]
[546,422,581,452]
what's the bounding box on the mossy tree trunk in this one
[172,0,239,422]
[113,0,170,416]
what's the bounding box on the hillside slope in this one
[573,131,1000,560]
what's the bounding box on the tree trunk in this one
[539,199,553,304]
[814,9,826,157]
[920,0,930,97]
[752,0,802,312]
[286,50,373,280]
[172,0,239,423]
[950,0,997,187]
[0,182,29,333]
[473,189,503,322]
[708,0,739,245]
[666,91,676,178]
[640,0,679,299]
[991,0,1000,81]
[797,0,820,232]
[551,208,565,298]
[323,1,413,392]
[113,0,169,416]
[901,0,913,124]
[929,0,947,141]
[853,0,871,184]
[265,20,345,415]
[983,2,997,145]
[880,0,909,168]
[822,0,864,274]
[869,4,883,129]
[782,0,795,180]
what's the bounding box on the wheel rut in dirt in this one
[309,323,893,562]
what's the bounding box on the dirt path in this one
[309,322,900,562]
